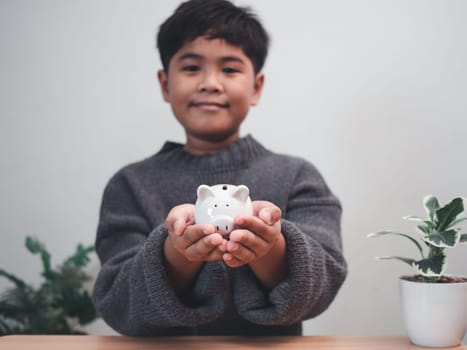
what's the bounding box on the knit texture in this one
[93,135,347,336]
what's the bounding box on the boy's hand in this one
[165,204,227,262]
[222,201,283,268]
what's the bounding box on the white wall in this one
[1,0,466,337]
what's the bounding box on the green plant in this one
[0,236,98,334]
[368,195,467,280]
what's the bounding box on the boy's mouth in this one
[189,101,230,110]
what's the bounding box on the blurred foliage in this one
[0,236,98,334]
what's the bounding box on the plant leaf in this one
[412,253,446,277]
[417,225,429,234]
[423,229,460,248]
[447,217,467,229]
[0,270,28,289]
[403,215,426,222]
[25,236,56,281]
[61,291,97,325]
[460,234,467,243]
[0,316,26,335]
[435,197,464,231]
[0,236,99,335]
[423,195,440,222]
[63,245,95,268]
[405,215,439,234]
[376,256,417,267]
[367,231,424,258]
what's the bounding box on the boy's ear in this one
[251,72,265,106]
[157,69,170,102]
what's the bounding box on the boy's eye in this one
[182,65,200,72]
[223,67,239,74]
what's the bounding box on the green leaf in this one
[404,216,435,234]
[0,236,99,335]
[368,231,424,258]
[376,256,417,267]
[64,245,94,268]
[424,195,440,222]
[417,225,429,234]
[423,229,460,248]
[25,236,55,281]
[64,291,97,325]
[435,197,464,231]
[403,215,426,222]
[412,253,446,277]
[0,270,28,289]
[460,234,467,243]
[0,317,26,335]
[25,236,45,254]
[447,217,467,229]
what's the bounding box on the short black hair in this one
[157,0,269,74]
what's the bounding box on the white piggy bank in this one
[194,184,253,235]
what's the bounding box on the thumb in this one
[173,219,186,236]
[258,207,281,225]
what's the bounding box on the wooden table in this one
[1,335,465,350]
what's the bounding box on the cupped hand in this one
[165,204,227,262]
[222,200,282,268]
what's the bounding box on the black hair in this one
[157,0,269,74]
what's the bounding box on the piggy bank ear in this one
[197,185,215,201]
[232,185,250,202]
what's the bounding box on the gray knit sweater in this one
[93,135,347,336]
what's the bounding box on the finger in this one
[229,229,269,254]
[222,253,246,268]
[173,219,185,236]
[182,223,215,238]
[226,239,257,263]
[258,207,281,225]
[204,246,225,262]
[185,233,223,260]
[176,224,211,250]
[218,238,228,253]
[233,216,276,243]
[165,204,195,235]
[202,235,226,262]
[200,223,216,235]
[252,201,281,225]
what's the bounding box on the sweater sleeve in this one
[92,170,227,335]
[232,161,347,325]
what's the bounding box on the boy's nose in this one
[198,72,223,93]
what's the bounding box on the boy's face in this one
[158,36,264,150]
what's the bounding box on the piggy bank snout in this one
[211,215,234,235]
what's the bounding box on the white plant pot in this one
[400,277,467,348]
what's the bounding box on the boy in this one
[93,0,347,336]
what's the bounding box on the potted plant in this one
[368,195,467,348]
[0,236,98,334]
